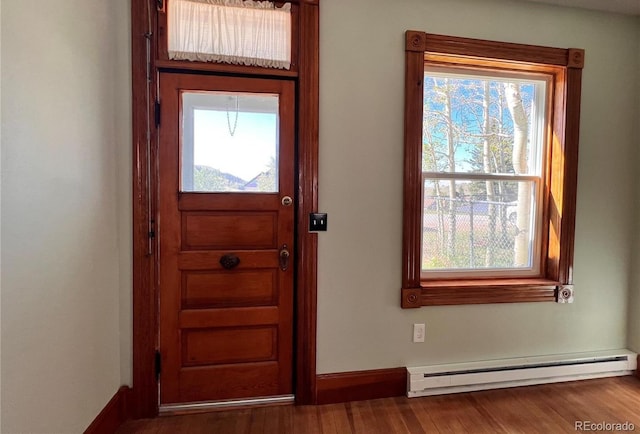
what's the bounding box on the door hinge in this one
[155,101,161,128]
[157,0,165,12]
[155,350,162,381]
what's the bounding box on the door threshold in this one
[159,395,296,416]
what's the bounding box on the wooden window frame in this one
[401,31,584,308]
[131,0,320,418]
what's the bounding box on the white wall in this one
[0,0,3,427]
[628,18,640,353]
[115,0,133,388]
[317,0,640,373]
[1,0,123,432]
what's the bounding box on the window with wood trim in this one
[401,31,584,307]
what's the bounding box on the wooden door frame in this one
[130,0,320,418]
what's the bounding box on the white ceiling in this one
[518,0,640,15]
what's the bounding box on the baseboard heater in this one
[407,349,637,398]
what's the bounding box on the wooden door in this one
[158,73,295,404]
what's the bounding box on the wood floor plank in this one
[473,390,530,433]
[116,419,158,434]
[215,408,252,434]
[156,414,187,434]
[505,387,574,434]
[316,405,335,434]
[502,386,574,433]
[371,398,410,434]
[278,405,294,434]
[292,405,321,434]
[406,397,440,433]
[317,403,353,434]
[609,379,640,422]
[117,376,640,434]
[248,407,267,434]
[418,394,475,433]
[348,399,383,433]
[551,380,624,426]
[262,406,284,434]
[591,380,640,427]
[454,394,503,434]
[392,398,426,434]
[342,402,356,433]
[183,413,217,434]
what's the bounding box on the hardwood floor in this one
[118,376,640,433]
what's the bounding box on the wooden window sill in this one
[402,279,560,307]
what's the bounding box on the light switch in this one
[309,213,328,232]
[413,323,425,343]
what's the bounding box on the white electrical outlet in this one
[413,323,425,343]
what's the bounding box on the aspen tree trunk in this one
[444,79,456,261]
[483,82,496,266]
[504,83,531,267]
[424,118,446,256]
[434,181,445,254]
[497,86,508,237]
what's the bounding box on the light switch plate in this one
[309,213,328,232]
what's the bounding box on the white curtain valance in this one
[168,0,292,70]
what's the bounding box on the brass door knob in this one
[282,196,293,206]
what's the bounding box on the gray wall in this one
[1,0,127,431]
[317,0,639,373]
[115,0,133,388]
[0,0,3,427]
[628,19,640,353]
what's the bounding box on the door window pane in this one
[182,92,279,193]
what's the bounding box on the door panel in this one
[182,212,278,250]
[159,73,295,404]
[178,307,279,329]
[179,363,281,402]
[182,270,277,309]
[178,251,278,270]
[182,327,277,366]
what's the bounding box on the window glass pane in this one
[422,179,539,272]
[182,92,279,193]
[422,70,546,176]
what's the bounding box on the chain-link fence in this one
[422,196,525,270]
